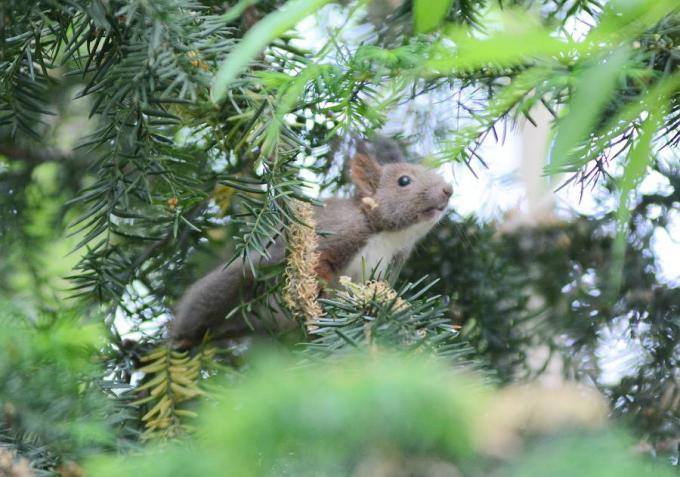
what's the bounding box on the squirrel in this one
[169,150,453,347]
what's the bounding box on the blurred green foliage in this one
[504,432,674,477]
[0,301,112,468]
[0,0,679,474]
[87,353,674,477]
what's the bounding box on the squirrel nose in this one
[442,184,453,198]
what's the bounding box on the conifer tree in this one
[0,0,679,474]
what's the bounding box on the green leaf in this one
[210,0,332,104]
[552,71,680,176]
[546,48,630,175]
[594,0,679,40]
[220,0,260,25]
[424,13,581,75]
[437,66,553,165]
[607,105,663,299]
[414,0,453,34]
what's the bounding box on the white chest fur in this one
[342,220,435,282]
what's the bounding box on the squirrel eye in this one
[398,175,411,187]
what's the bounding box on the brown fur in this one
[169,152,452,347]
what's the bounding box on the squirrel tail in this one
[169,260,253,347]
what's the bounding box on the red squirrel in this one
[169,151,452,347]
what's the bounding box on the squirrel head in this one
[350,153,453,231]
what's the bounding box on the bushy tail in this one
[169,260,253,347]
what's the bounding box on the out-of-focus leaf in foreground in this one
[414,0,453,34]
[88,353,485,476]
[547,48,631,175]
[505,432,675,477]
[210,0,332,104]
[0,301,112,458]
[87,352,676,477]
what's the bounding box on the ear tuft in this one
[356,136,406,164]
[350,153,381,196]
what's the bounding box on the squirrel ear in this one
[350,153,381,196]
